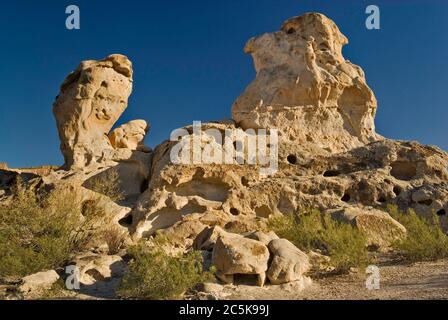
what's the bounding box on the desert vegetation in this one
[0,178,84,278]
[388,205,448,262]
[117,239,214,300]
[267,209,370,273]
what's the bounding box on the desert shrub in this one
[267,209,369,273]
[103,226,127,255]
[0,179,83,278]
[117,242,213,300]
[388,205,448,262]
[89,169,124,202]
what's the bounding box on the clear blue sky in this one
[0,0,447,168]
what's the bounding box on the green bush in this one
[388,205,448,262]
[89,169,124,202]
[0,179,83,278]
[117,242,213,300]
[267,209,369,273]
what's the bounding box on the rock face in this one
[211,229,270,286]
[53,54,135,169]
[232,13,379,155]
[267,239,310,285]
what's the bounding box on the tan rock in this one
[19,270,60,296]
[53,54,134,169]
[69,253,126,286]
[232,13,380,155]
[244,230,279,246]
[212,230,269,286]
[267,239,310,285]
[329,206,406,248]
[109,119,151,152]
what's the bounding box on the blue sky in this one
[0,0,447,167]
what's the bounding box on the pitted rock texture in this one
[232,13,380,155]
[53,54,134,169]
[129,14,448,241]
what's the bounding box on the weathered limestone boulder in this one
[244,230,279,246]
[329,206,406,248]
[232,13,380,155]
[109,119,151,152]
[211,229,270,286]
[53,54,134,169]
[19,270,60,296]
[267,239,310,285]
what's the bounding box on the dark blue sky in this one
[0,0,447,167]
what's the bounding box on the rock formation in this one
[109,120,150,152]
[126,14,447,286]
[53,54,135,170]
[232,13,380,155]
[2,12,447,294]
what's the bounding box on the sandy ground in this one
[220,259,448,300]
[2,258,447,300]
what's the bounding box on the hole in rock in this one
[140,178,149,193]
[119,214,133,227]
[230,208,240,216]
[287,155,297,165]
[417,199,433,206]
[233,274,260,286]
[323,170,340,177]
[393,186,402,196]
[241,177,249,187]
[437,209,446,216]
[341,193,351,202]
[390,161,417,181]
[286,28,295,34]
[377,195,387,203]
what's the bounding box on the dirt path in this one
[221,259,448,300]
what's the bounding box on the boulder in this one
[19,270,60,296]
[267,239,310,285]
[69,253,126,286]
[329,206,406,248]
[109,119,151,152]
[212,230,269,286]
[244,230,279,246]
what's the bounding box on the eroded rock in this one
[267,239,310,285]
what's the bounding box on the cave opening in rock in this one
[323,170,340,177]
[393,186,402,196]
[287,155,297,165]
[241,176,249,187]
[230,208,240,216]
[119,214,133,227]
[437,209,446,216]
[341,193,351,202]
[390,161,417,181]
